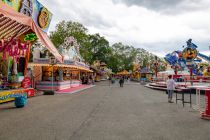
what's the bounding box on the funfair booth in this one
[29,37,92,91]
[0,0,62,103]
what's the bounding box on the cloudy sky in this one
[39,0,210,57]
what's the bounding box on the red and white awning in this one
[0,1,63,62]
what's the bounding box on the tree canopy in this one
[49,20,166,73]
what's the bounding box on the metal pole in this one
[52,66,53,91]
[190,68,193,86]
[70,70,72,88]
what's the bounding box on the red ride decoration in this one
[0,39,29,60]
[22,77,31,89]
[201,89,210,120]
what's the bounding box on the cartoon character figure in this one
[38,8,50,29]
[183,47,197,61]
[19,0,33,17]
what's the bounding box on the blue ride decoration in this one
[164,39,208,76]
[15,94,27,108]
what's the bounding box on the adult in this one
[119,76,124,87]
[166,75,176,103]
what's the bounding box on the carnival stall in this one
[140,68,153,82]
[29,37,93,91]
[117,70,130,76]
[0,0,62,103]
[91,60,102,82]
[131,62,141,81]
[100,62,112,80]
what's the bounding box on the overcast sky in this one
[39,0,210,57]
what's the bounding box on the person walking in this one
[166,75,176,103]
[119,76,124,87]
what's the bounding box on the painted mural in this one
[1,0,52,32]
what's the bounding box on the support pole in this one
[24,43,32,77]
[52,66,54,91]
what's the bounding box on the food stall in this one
[29,37,93,91]
[0,0,62,103]
[116,70,130,77]
[131,62,141,81]
[140,68,153,82]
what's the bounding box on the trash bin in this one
[15,95,27,108]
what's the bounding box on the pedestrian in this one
[111,77,115,84]
[166,75,176,103]
[119,76,124,87]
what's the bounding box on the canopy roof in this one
[29,63,93,73]
[0,1,63,62]
[117,70,130,75]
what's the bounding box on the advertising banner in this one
[1,0,52,32]
[0,88,34,103]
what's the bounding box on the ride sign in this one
[22,77,31,89]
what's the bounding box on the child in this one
[166,75,176,103]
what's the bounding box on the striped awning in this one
[0,14,31,40]
[0,1,63,62]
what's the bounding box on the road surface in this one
[0,81,210,140]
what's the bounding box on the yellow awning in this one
[29,63,93,72]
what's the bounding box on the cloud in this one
[112,0,208,14]
[112,0,184,10]
[39,0,210,57]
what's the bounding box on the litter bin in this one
[15,95,27,108]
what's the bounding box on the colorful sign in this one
[0,88,34,103]
[1,0,52,32]
[22,77,31,88]
[182,47,197,62]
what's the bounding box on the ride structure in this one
[164,39,210,78]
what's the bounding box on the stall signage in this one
[33,58,50,64]
[22,77,31,89]
[64,60,75,65]
[75,61,90,69]
[1,0,52,32]
[27,89,35,97]
[0,89,34,103]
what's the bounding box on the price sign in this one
[22,77,31,89]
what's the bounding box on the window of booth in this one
[42,66,59,81]
[0,55,26,90]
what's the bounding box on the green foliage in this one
[50,20,88,48]
[24,33,37,42]
[49,20,166,73]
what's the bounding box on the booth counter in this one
[36,80,80,91]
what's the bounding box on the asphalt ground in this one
[0,81,210,140]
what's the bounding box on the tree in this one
[50,20,88,49]
[49,20,166,73]
[107,43,137,73]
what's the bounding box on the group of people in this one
[108,74,176,103]
[81,75,94,85]
[109,76,129,87]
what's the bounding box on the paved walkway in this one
[55,85,95,94]
[0,81,210,140]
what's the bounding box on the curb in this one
[55,85,96,94]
